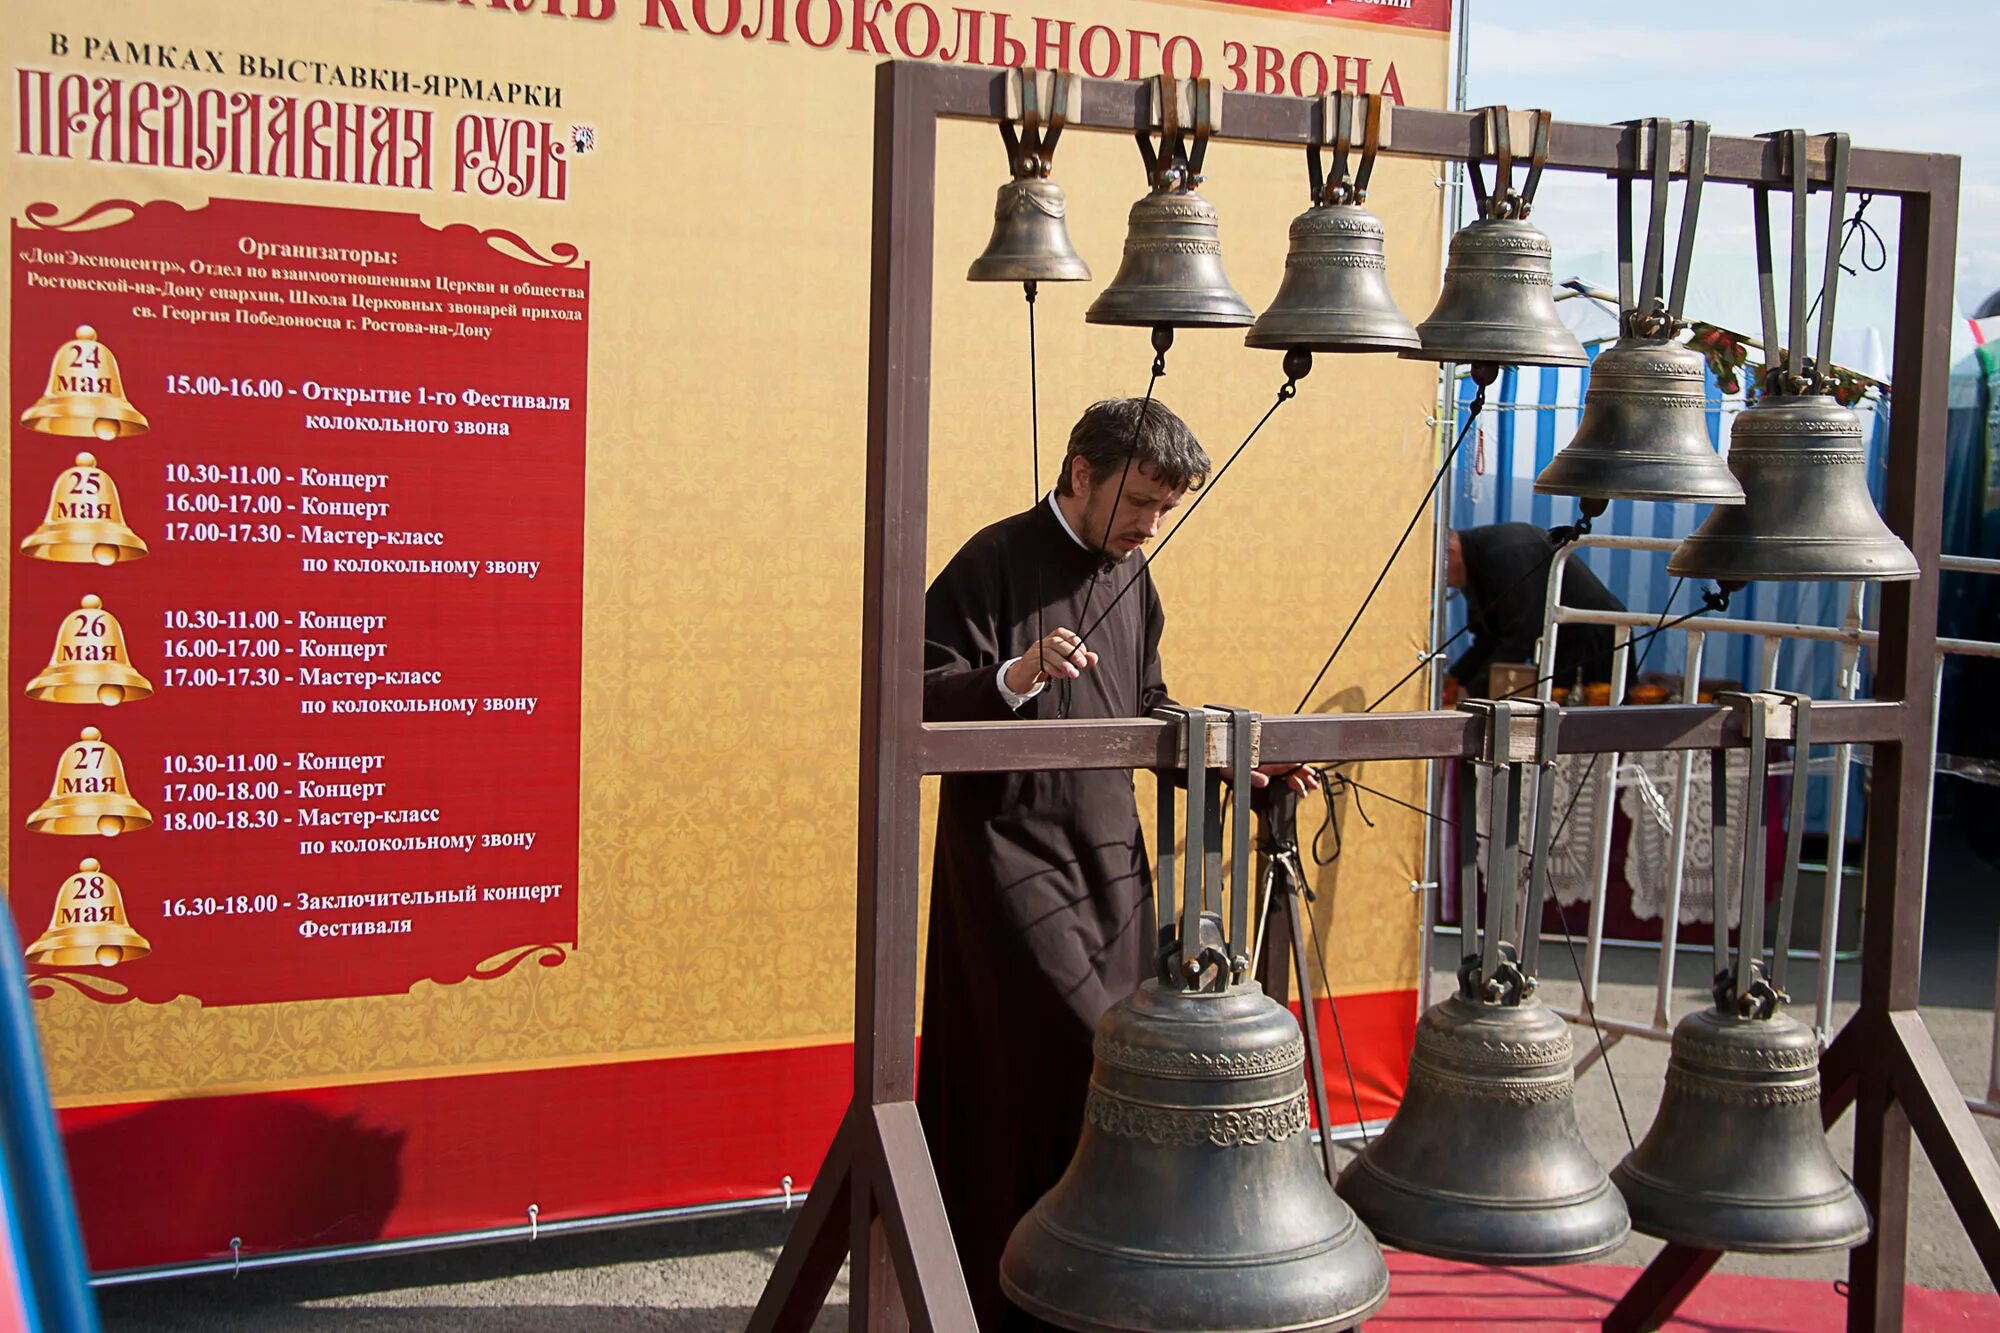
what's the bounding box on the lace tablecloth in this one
[1473,750,1754,926]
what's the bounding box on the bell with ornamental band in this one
[967,69,1090,285]
[1668,130,1916,584]
[25,858,151,968]
[1246,91,1419,358]
[1613,694,1870,1252]
[1086,77,1254,334]
[26,595,154,706]
[1536,119,1745,506]
[1408,108,1587,370]
[26,726,153,837]
[19,326,150,441]
[1339,701,1629,1264]
[1002,707,1389,1332]
[19,453,149,566]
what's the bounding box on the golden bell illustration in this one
[26,595,154,706]
[19,326,150,441]
[19,452,149,566]
[27,726,153,836]
[25,858,151,967]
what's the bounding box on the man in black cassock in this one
[1444,522,1627,700]
[917,397,1312,1330]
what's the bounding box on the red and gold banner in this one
[4,0,1448,1273]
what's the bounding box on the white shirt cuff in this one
[996,657,1046,710]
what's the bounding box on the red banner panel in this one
[1199,0,1451,34]
[11,198,587,1008]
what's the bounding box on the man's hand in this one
[1005,627,1098,696]
[1248,762,1320,795]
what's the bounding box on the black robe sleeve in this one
[923,539,1022,723]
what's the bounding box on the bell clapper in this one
[1150,323,1172,376]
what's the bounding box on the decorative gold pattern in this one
[1286,252,1388,271]
[1410,1064,1575,1105]
[1665,1066,1821,1107]
[1095,1034,1303,1080]
[1086,1086,1311,1146]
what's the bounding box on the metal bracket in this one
[1462,696,1540,765]
[998,67,1076,178]
[1149,704,1259,769]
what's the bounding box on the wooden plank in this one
[1889,1011,2000,1284]
[746,1113,858,1333]
[872,1102,979,1333]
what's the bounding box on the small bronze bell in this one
[19,326,150,440]
[1003,708,1389,1332]
[1086,78,1253,331]
[1339,701,1628,1264]
[1408,108,1586,369]
[1614,695,1870,1252]
[19,453,149,566]
[1247,93,1417,356]
[26,726,153,836]
[25,858,151,968]
[26,595,154,706]
[1538,120,1745,506]
[968,69,1089,285]
[1668,130,1915,584]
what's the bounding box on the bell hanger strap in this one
[1715,691,1783,1019]
[1466,105,1553,222]
[1148,704,1246,992]
[1136,75,1219,192]
[1615,118,1710,339]
[997,67,1077,179]
[1753,129,1851,395]
[1766,691,1813,999]
[1307,91,1390,208]
[1459,698,1537,1005]
[1515,699,1562,984]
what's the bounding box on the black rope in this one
[1805,192,1884,328]
[1026,283,1047,683]
[1532,579,1688,1150]
[1070,372,1302,649]
[1297,884,1374,1144]
[1294,380,1488,715]
[1059,350,1162,717]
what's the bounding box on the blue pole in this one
[0,910,100,1333]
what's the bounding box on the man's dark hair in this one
[1056,398,1210,496]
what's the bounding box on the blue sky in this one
[1463,1,1998,352]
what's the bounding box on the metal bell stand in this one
[748,60,1988,1332]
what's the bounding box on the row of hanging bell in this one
[1002,706,1390,1333]
[19,326,150,441]
[20,453,149,566]
[1339,700,1630,1264]
[24,858,151,967]
[25,594,154,705]
[26,726,153,837]
[971,84,1590,377]
[1614,693,1871,1251]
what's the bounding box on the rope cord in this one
[1294,380,1488,715]
[1069,374,1301,651]
[1296,883,1374,1144]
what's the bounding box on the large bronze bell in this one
[1668,130,1916,584]
[1408,108,1586,369]
[1003,707,1390,1332]
[967,69,1090,285]
[1538,120,1745,506]
[1246,92,1417,356]
[1614,694,1870,1251]
[1086,78,1253,331]
[1340,701,1629,1264]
